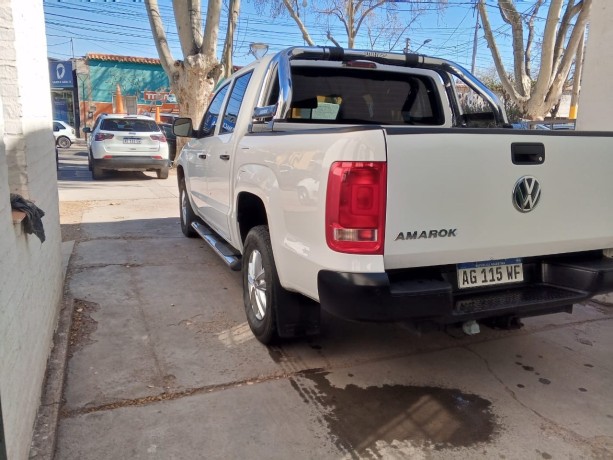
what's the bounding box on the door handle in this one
[198,153,207,159]
[220,154,230,161]
[511,143,545,165]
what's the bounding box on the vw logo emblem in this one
[513,176,541,212]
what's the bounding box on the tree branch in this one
[173,0,202,57]
[498,0,528,95]
[282,0,316,45]
[221,0,241,79]
[530,0,563,107]
[354,0,387,35]
[552,0,582,77]
[144,0,175,76]
[326,30,342,48]
[201,0,222,56]
[478,0,524,102]
[542,0,591,111]
[524,0,544,80]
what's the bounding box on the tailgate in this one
[383,130,613,269]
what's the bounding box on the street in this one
[54,145,613,459]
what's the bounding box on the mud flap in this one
[275,291,321,338]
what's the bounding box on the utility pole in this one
[404,38,410,54]
[70,38,75,59]
[471,6,480,74]
[569,26,586,120]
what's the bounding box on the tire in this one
[179,177,198,237]
[242,226,279,344]
[92,164,104,180]
[157,167,169,179]
[56,136,71,149]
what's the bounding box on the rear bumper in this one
[317,253,613,323]
[93,157,169,171]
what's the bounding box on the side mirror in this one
[82,127,91,133]
[253,104,277,122]
[173,118,195,137]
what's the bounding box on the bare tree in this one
[479,0,591,120]
[256,0,444,50]
[144,0,240,125]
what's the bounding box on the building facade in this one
[1,1,63,459]
[76,54,178,134]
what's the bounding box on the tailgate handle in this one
[512,143,545,165]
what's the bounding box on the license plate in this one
[457,258,523,289]
[123,138,141,144]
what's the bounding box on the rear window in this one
[100,118,160,132]
[288,66,444,126]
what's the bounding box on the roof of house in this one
[86,53,162,65]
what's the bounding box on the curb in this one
[29,241,76,459]
[29,295,74,460]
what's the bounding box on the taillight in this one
[94,133,114,141]
[150,134,167,142]
[326,161,386,254]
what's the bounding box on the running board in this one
[191,221,241,271]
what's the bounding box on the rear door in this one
[383,130,613,269]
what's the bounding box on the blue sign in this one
[49,61,74,88]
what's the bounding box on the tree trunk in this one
[170,55,219,125]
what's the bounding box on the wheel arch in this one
[176,164,185,184]
[236,192,268,245]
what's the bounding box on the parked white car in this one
[83,114,170,180]
[53,120,77,148]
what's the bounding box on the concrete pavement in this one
[48,147,613,459]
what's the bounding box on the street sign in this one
[49,61,74,88]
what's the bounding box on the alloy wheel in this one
[247,249,267,320]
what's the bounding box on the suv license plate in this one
[123,138,141,144]
[457,258,523,289]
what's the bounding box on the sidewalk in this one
[34,167,613,459]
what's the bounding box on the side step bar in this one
[191,221,241,271]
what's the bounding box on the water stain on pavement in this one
[292,371,498,455]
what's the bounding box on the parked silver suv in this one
[84,114,170,180]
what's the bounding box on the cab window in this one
[201,84,230,137]
[221,72,253,134]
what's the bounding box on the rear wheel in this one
[179,177,198,237]
[243,226,278,344]
[56,136,71,149]
[157,167,169,179]
[92,164,104,180]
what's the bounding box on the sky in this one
[44,0,557,76]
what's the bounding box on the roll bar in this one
[255,46,508,126]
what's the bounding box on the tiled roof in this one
[86,53,162,65]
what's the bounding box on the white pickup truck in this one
[173,46,613,344]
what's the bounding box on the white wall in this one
[0,1,63,459]
[576,0,613,130]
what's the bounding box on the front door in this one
[205,72,253,239]
[185,84,230,214]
